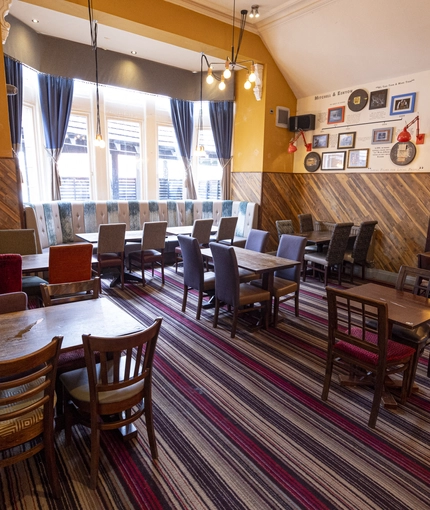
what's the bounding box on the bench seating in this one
[24,200,258,254]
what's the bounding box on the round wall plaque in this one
[390,141,416,166]
[304,152,321,172]
[348,89,368,112]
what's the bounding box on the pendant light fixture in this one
[88,0,105,149]
[196,54,206,155]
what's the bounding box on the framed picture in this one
[327,106,345,124]
[304,152,321,172]
[369,89,388,110]
[390,93,416,115]
[312,134,329,149]
[275,106,290,128]
[348,149,369,169]
[337,132,356,149]
[390,141,416,166]
[321,151,346,171]
[347,89,368,112]
[371,127,393,144]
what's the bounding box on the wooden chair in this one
[49,243,94,284]
[343,220,378,282]
[60,318,162,489]
[94,223,126,291]
[238,229,270,283]
[178,235,215,320]
[322,287,415,428]
[303,223,354,285]
[175,218,213,272]
[0,335,63,498]
[0,291,27,313]
[128,221,167,285]
[210,242,271,338]
[40,278,100,307]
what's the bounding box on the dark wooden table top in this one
[76,231,143,243]
[22,253,50,273]
[342,283,430,330]
[0,298,144,361]
[299,230,356,244]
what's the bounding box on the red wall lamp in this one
[397,115,425,144]
[288,129,312,153]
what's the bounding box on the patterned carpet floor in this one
[2,266,430,509]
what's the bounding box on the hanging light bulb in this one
[223,61,232,79]
[219,75,226,90]
[206,67,214,84]
[248,64,256,83]
[244,78,251,90]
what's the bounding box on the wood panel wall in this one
[0,157,23,229]
[260,172,430,274]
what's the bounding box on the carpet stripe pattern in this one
[1,267,430,509]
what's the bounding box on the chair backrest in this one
[191,218,213,246]
[275,234,307,283]
[41,277,100,306]
[0,335,63,465]
[82,318,162,408]
[210,242,239,306]
[276,220,294,239]
[141,221,167,251]
[49,243,94,284]
[178,235,205,290]
[325,223,354,265]
[0,291,27,313]
[396,265,430,297]
[244,229,269,253]
[326,286,389,361]
[351,221,378,263]
[215,216,238,243]
[0,253,22,293]
[97,223,126,254]
[298,214,314,233]
[0,229,37,255]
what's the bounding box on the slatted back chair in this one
[60,318,162,489]
[0,335,63,498]
[323,287,415,428]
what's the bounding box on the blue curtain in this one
[170,98,197,200]
[209,101,234,200]
[38,74,74,200]
[4,56,23,152]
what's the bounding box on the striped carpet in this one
[2,267,430,509]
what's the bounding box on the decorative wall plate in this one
[304,152,321,172]
[390,141,416,166]
[348,89,368,112]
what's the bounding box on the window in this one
[196,127,222,200]
[19,105,40,203]
[157,125,183,200]
[59,114,91,200]
[107,119,141,200]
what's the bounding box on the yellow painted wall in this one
[0,42,12,158]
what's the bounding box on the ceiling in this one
[8,0,430,99]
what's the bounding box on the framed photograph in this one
[369,89,388,110]
[327,106,345,124]
[321,151,346,171]
[275,106,290,128]
[312,134,329,149]
[348,149,369,169]
[347,89,368,112]
[390,93,416,115]
[304,152,321,172]
[390,141,416,166]
[371,127,393,144]
[337,132,356,149]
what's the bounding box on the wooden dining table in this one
[299,230,356,251]
[0,297,144,362]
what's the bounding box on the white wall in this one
[293,69,430,173]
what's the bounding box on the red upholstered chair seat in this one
[336,327,416,365]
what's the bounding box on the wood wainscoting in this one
[260,172,430,274]
[0,156,23,229]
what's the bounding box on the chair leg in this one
[350,262,354,283]
[161,255,165,284]
[231,309,238,338]
[294,291,299,317]
[196,290,203,320]
[90,421,100,489]
[213,298,220,328]
[321,352,334,401]
[182,286,188,313]
[324,266,329,286]
[43,428,61,499]
[368,369,385,428]
[273,297,279,327]
[145,394,158,460]
[303,262,307,281]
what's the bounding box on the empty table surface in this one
[76,231,143,243]
[22,252,50,273]
[166,225,218,236]
[0,297,144,361]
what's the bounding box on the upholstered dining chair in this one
[0,335,63,498]
[298,214,314,233]
[275,220,294,240]
[178,234,215,320]
[60,318,162,489]
[0,253,23,294]
[0,291,28,313]
[175,218,213,272]
[323,287,415,428]
[303,223,354,286]
[343,220,378,283]
[210,216,238,245]
[49,243,94,284]
[128,221,167,285]
[238,229,270,283]
[210,242,271,338]
[94,223,126,291]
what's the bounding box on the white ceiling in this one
[8,0,430,99]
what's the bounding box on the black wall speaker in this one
[288,114,316,132]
